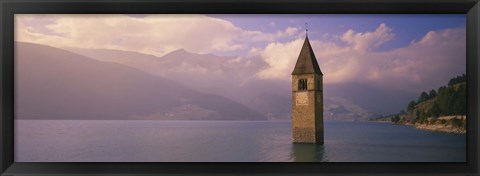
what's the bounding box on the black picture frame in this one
[1,0,479,175]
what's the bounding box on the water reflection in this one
[290,143,327,162]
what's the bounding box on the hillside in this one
[382,74,466,133]
[16,42,266,120]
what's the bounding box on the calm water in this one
[15,120,465,162]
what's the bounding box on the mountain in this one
[324,96,379,121]
[16,42,266,120]
[64,47,266,85]
[64,47,293,118]
[65,47,418,121]
[324,83,417,115]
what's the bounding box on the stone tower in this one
[291,35,324,144]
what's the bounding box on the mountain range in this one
[16,42,417,121]
[16,42,265,120]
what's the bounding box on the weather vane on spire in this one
[305,22,308,33]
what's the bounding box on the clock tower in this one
[291,34,324,144]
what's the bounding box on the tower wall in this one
[292,74,323,144]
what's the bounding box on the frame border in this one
[1,0,479,175]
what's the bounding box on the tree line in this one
[448,74,466,85]
[401,74,466,123]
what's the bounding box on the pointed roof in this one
[291,36,322,75]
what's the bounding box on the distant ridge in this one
[65,46,406,120]
[16,42,266,120]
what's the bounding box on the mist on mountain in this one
[16,42,266,120]
[65,46,418,120]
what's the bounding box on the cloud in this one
[257,24,466,93]
[256,38,304,79]
[341,23,395,52]
[15,15,465,93]
[15,14,301,57]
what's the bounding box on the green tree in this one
[445,87,455,115]
[415,111,427,124]
[430,102,440,118]
[407,101,416,112]
[417,92,429,103]
[448,74,466,85]
[429,89,437,99]
[438,86,446,95]
[453,84,467,115]
[391,115,400,124]
[415,110,421,123]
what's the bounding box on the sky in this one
[14,14,466,93]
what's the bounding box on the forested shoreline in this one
[374,74,466,134]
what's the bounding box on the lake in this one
[15,120,465,162]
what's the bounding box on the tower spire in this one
[291,32,322,75]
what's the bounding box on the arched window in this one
[298,79,307,91]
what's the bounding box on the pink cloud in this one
[341,23,395,52]
[257,24,465,93]
[15,15,465,94]
[15,14,302,57]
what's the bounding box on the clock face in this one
[296,92,308,105]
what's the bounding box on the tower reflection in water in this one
[290,143,327,162]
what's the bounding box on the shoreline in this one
[408,123,466,134]
[372,115,466,134]
[387,121,466,134]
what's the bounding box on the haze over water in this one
[15,120,465,162]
